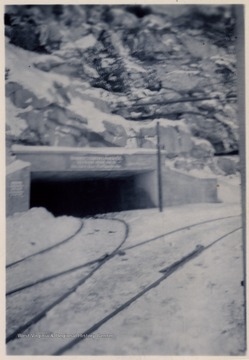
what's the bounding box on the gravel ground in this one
[6,176,245,355]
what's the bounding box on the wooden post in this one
[156,121,163,212]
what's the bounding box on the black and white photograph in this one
[4,2,247,356]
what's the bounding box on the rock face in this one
[5,4,239,174]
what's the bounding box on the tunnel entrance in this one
[8,146,218,217]
[30,172,154,217]
[9,146,160,217]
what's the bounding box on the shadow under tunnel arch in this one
[30,172,155,217]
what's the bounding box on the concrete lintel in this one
[11,145,162,173]
[12,145,166,156]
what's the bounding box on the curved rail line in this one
[6,214,240,296]
[122,214,241,251]
[53,226,242,355]
[6,220,84,268]
[6,218,129,344]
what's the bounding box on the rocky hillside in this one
[5,5,239,175]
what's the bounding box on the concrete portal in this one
[7,145,218,217]
[9,146,159,216]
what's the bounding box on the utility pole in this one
[156,121,163,212]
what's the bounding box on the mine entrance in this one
[30,172,154,217]
[10,146,160,217]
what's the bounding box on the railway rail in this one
[6,214,242,352]
[54,226,241,355]
[6,221,84,268]
[6,217,129,343]
[6,214,240,296]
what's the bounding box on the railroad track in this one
[6,214,242,351]
[6,217,129,343]
[6,221,84,268]
[54,226,242,355]
[6,214,240,296]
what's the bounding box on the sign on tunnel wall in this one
[6,160,30,217]
[10,146,159,172]
[69,155,125,170]
[9,181,25,197]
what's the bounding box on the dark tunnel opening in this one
[30,173,154,217]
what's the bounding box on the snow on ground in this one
[65,228,244,356]
[6,218,124,294]
[217,174,242,203]
[6,208,81,265]
[6,175,245,355]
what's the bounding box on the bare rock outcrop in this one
[5,4,239,175]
